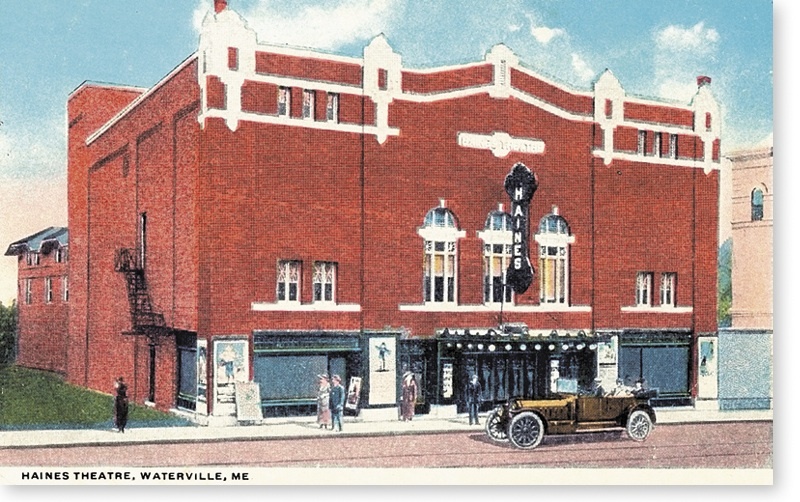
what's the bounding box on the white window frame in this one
[313,261,336,303]
[326,93,339,123]
[478,211,514,306]
[635,272,653,307]
[418,208,465,305]
[653,132,662,157]
[534,211,574,306]
[45,277,52,303]
[637,130,647,155]
[660,273,676,307]
[276,260,301,303]
[669,134,678,159]
[278,86,291,117]
[302,89,315,120]
[483,242,514,305]
[63,275,69,302]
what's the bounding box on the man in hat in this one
[329,375,345,431]
[465,374,482,425]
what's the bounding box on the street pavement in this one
[0,406,772,449]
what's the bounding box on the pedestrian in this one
[113,376,129,433]
[316,374,331,429]
[400,370,418,421]
[465,374,482,425]
[329,374,345,432]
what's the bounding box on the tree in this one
[718,238,732,327]
[0,300,17,366]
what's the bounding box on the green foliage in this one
[718,238,732,327]
[0,365,189,429]
[0,300,17,366]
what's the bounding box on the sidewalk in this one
[0,406,771,449]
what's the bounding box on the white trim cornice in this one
[251,302,361,312]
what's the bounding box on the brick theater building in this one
[5,227,70,374]
[65,0,720,423]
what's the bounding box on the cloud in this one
[652,22,720,102]
[193,0,405,51]
[656,22,719,54]
[570,53,595,82]
[530,25,564,45]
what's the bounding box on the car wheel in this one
[508,411,544,449]
[484,408,509,443]
[626,410,653,441]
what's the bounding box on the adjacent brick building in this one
[5,227,70,374]
[63,1,720,423]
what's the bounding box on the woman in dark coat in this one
[114,377,129,433]
[400,371,418,421]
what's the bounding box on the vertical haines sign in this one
[504,163,538,294]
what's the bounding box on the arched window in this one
[534,207,574,305]
[478,206,513,304]
[751,188,764,221]
[418,202,464,304]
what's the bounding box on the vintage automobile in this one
[484,379,658,449]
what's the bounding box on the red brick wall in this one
[255,52,362,86]
[67,47,720,410]
[67,62,200,409]
[67,84,145,389]
[15,252,69,374]
[510,69,594,115]
[402,64,493,94]
[624,101,694,128]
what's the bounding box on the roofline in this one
[68,81,148,101]
[85,53,199,146]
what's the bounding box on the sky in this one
[0,0,778,305]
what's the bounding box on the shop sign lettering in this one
[504,162,538,294]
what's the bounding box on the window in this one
[378,68,388,90]
[653,132,662,157]
[419,204,462,304]
[63,276,69,302]
[535,209,572,305]
[669,134,678,159]
[604,99,613,119]
[313,262,336,303]
[24,278,32,305]
[139,212,147,270]
[302,89,315,120]
[635,272,653,307]
[326,93,339,123]
[228,47,238,71]
[637,130,647,155]
[45,277,52,303]
[55,248,64,263]
[26,252,40,266]
[751,188,764,221]
[705,112,712,131]
[277,260,301,302]
[278,86,291,117]
[660,273,676,307]
[480,209,513,304]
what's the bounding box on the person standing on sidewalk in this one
[329,375,345,432]
[113,376,129,433]
[316,374,331,429]
[465,374,482,425]
[400,371,418,421]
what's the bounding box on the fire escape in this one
[114,248,170,342]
